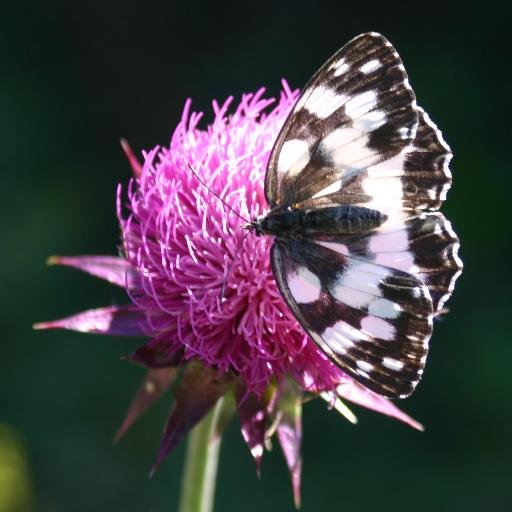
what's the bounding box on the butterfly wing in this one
[265,32,418,207]
[271,239,432,398]
[297,108,454,216]
[265,33,462,397]
[329,212,462,314]
[271,210,461,397]
[292,107,462,315]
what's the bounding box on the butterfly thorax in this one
[250,205,387,237]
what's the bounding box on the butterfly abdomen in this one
[257,205,386,237]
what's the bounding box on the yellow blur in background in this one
[0,424,34,512]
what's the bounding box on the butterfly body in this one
[251,205,386,237]
[245,32,462,399]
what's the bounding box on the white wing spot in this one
[356,368,370,379]
[344,90,377,119]
[368,228,408,253]
[363,175,403,201]
[287,266,321,304]
[411,287,423,299]
[374,251,418,273]
[352,109,387,132]
[331,285,371,309]
[398,126,411,139]
[330,261,388,309]
[366,151,407,178]
[361,316,395,341]
[331,58,350,77]
[356,360,373,373]
[277,139,310,176]
[360,59,382,74]
[320,128,378,168]
[304,85,348,119]
[316,241,349,256]
[321,127,359,152]
[382,357,404,371]
[368,298,402,319]
[312,179,342,198]
[322,321,366,354]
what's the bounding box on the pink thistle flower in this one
[120,85,346,395]
[36,82,422,507]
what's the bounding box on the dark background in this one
[1,1,510,511]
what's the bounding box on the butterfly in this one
[248,32,462,398]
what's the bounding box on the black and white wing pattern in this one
[265,32,418,207]
[265,33,462,398]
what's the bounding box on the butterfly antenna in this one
[187,164,251,224]
[220,229,251,302]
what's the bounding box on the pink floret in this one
[118,83,347,394]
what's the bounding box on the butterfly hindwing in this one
[271,240,433,398]
[316,212,462,314]
[265,32,418,207]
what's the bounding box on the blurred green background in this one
[1,1,510,510]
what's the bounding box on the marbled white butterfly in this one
[248,32,462,398]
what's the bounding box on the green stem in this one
[178,397,226,512]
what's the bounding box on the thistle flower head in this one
[119,84,346,395]
[36,83,422,507]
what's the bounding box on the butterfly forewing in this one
[260,32,461,398]
[265,32,418,207]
